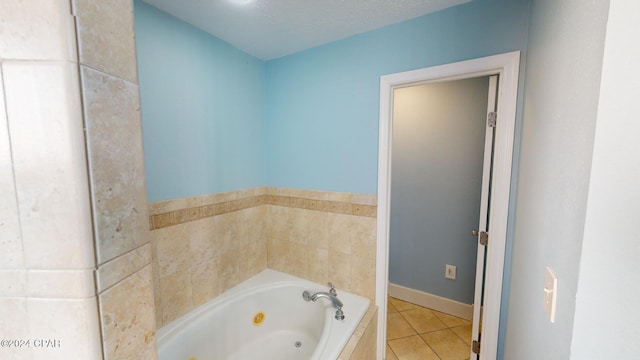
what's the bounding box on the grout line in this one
[0,63,28,269]
[420,336,442,360]
[387,296,472,360]
[387,346,400,360]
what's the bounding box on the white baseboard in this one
[388,283,473,320]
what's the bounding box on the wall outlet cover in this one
[445,264,457,280]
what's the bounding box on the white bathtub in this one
[156,269,371,360]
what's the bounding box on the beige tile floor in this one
[386,297,473,360]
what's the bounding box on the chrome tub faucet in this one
[303,282,345,320]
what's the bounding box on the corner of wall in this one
[148,187,268,327]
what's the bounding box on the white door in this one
[470,74,499,360]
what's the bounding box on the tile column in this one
[0,1,102,359]
[1,1,156,359]
[72,0,157,358]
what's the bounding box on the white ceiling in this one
[141,0,470,60]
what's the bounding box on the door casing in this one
[376,51,521,359]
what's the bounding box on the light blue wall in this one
[389,78,489,304]
[265,0,530,194]
[134,0,266,202]
[136,0,532,356]
[265,2,530,355]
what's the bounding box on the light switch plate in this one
[543,266,558,322]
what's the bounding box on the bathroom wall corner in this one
[149,190,269,327]
[266,187,378,301]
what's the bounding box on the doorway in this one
[386,75,494,359]
[376,52,521,359]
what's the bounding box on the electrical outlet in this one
[445,264,456,280]
[543,266,558,322]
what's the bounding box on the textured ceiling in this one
[141,0,470,60]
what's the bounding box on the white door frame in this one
[376,51,520,359]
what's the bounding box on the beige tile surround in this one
[77,5,156,360]
[72,0,157,358]
[73,0,138,83]
[81,65,149,265]
[338,306,379,359]
[149,187,377,230]
[149,187,378,330]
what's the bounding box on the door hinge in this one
[479,231,489,246]
[487,112,497,128]
[472,340,481,354]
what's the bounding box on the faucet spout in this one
[302,290,346,320]
[310,292,343,309]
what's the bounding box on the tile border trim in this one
[149,190,377,230]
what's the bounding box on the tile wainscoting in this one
[149,187,377,328]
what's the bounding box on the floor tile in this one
[388,335,440,360]
[422,329,471,360]
[388,298,398,313]
[433,310,471,328]
[389,297,420,312]
[386,344,399,360]
[387,312,417,340]
[387,297,480,360]
[451,324,473,345]
[400,307,448,334]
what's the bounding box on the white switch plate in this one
[445,264,456,280]
[543,266,558,323]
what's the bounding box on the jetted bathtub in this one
[156,269,371,360]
